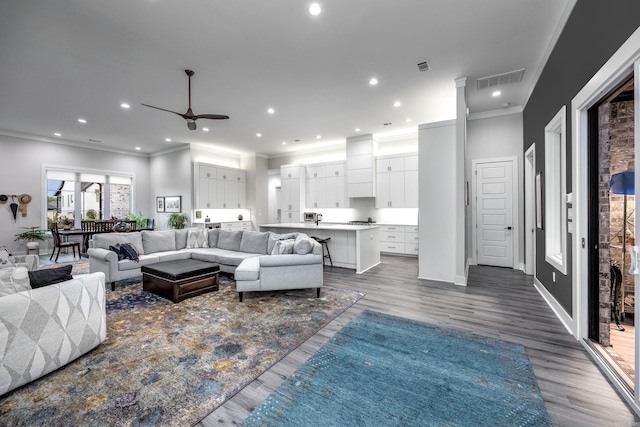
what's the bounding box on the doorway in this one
[472,157,518,268]
[588,75,636,391]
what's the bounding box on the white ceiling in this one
[0,0,574,157]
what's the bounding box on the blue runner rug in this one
[242,310,551,427]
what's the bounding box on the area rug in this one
[0,274,363,426]
[242,310,552,427]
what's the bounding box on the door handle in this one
[504,226,512,230]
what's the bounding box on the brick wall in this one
[599,99,635,346]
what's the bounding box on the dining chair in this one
[50,223,81,262]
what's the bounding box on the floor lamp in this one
[610,170,635,317]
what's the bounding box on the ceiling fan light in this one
[187,120,197,130]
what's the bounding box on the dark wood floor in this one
[193,255,639,426]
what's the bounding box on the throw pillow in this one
[293,235,313,255]
[186,229,209,249]
[108,244,126,261]
[267,232,279,254]
[0,267,31,297]
[28,265,74,289]
[271,239,295,255]
[120,243,140,262]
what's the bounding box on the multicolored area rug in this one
[242,310,552,427]
[0,270,363,426]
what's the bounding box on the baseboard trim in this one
[533,276,575,336]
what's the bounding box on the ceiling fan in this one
[142,69,229,130]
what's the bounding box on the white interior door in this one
[476,160,514,267]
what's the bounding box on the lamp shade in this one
[610,171,635,195]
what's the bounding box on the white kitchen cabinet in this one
[220,221,252,231]
[193,163,247,209]
[379,224,418,256]
[346,135,377,198]
[281,165,306,222]
[375,154,418,208]
[306,161,349,209]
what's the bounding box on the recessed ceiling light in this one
[316,135,322,139]
[369,78,378,86]
[282,141,287,145]
[492,90,502,97]
[355,128,360,132]
[405,118,412,123]
[77,118,87,124]
[202,127,210,132]
[165,138,171,142]
[135,146,141,150]
[256,133,262,137]
[267,107,275,114]
[54,132,61,137]
[120,103,131,109]
[309,3,321,16]
[393,101,401,107]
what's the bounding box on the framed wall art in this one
[156,197,165,213]
[165,196,182,213]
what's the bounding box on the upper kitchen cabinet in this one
[346,134,377,198]
[193,163,247,209]
[281,164,306,222]
[306,161,349,209]
[375,154,418,208]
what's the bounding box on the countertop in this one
[259,222,379,231]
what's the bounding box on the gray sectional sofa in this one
[87,228,324,300]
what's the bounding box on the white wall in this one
[150,147,192,230]
[0,135,150,254]
[467,112,524,269]
[418,120,457,282]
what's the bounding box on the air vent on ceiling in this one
[417,61,430,72]
[476,69,525,90]
[88,139,102,143]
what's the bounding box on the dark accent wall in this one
[524,1,640,315]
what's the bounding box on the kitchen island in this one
[259,223,380,274]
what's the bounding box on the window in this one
[544,106,567,274]
[46,167,133,227]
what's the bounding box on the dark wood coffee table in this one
[141,259,219,303]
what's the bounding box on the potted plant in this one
[59,215,73,230]
[166,212,189,229]
[14,226,48,250]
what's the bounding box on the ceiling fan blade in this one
[194,114,230,120]
[141,103,188,119]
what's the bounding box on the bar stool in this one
[311,236,333,267]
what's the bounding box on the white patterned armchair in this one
[0,267,107,395]
[0,248,39,271]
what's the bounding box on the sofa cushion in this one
[217,230,243,251]
[186,229,209,248]
[142,230,176,254]
[0,267,31,296]
[174,229,190,250]
[118,254,160,271]
[272,239,295,255]
[240,231,270,254]
[266,232,279,254]
[155,250,193,263]
[93,232,145,255]
[293,233,315,255]
[28,265,73,289]
[208,229,219,248]
[235,257,260,281]
[190,248,258,266]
